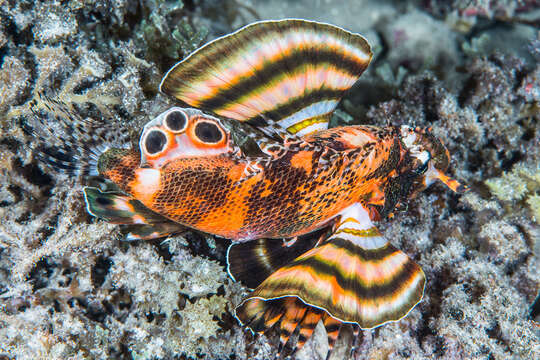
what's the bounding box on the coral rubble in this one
[0,0,538,359]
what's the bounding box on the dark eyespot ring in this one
[164,110,188,133]
[144,130,167,155]
[194,121,223,143]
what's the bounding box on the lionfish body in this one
[32,19,467,358]
[100,125,402,241]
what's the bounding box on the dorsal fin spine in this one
[28,92,130,181]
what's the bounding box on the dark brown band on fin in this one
[161,19,372,136]
[227,229,325,289]
[240,238,425,329]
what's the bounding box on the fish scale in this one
[98,125,398,241]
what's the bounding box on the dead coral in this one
[379,10,461,76]
[105,240,244,358]
[32,3,78,43]
[1,1,539,359]
[433,259,539,359]
[478,220,529,265]
[424,0,540,24]
[0,56,30,114]
[485,160,540,223]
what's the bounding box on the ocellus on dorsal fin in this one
[160,19,372,137]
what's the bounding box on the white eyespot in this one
[143,129,168,155]
[164,109,188,133]
[193,120,225,144]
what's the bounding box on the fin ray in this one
[235,202,425,355]
[161,19,372,136]
[27,92,130,180]
[83,187,185,240]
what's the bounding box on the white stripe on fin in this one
[279,100,338,128]
[294,122,329,137]
[160,19,372,137]
[329,203,388,249]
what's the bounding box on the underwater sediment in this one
[0,0,538,359]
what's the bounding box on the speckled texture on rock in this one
[1,0,538,359]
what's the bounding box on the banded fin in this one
[125,223,185,241]
[26,92,130,180]
[349,325,362,359]
[227,229,326,289]
[160,19,372,137]
[237,297,328,359]
[235,203,425,357]
[323,314,342,360]
[277,299,307,358]
[295,308,323,354]
[83,187,185,240]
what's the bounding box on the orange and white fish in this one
[31,19,467,359]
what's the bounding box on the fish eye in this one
[414,151,431,175]
[194,121,224,144]
[144,130,167,155]
[164,110,188,133]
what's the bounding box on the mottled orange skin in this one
[99,125,414,241]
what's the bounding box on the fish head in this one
[400,125,467,194]
[139,107,235,168]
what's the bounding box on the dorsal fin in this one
[160,19,372,137]
[27,92,130,180]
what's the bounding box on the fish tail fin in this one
[25,92,130,180]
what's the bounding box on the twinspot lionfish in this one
[30,19,467,359]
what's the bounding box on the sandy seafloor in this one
[0,0,539,359]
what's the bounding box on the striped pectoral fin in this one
[227,230,324,289]
[245,240,425,328]
[235,203,425,357]
[83,187,185,240]
[160,19,372,136]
